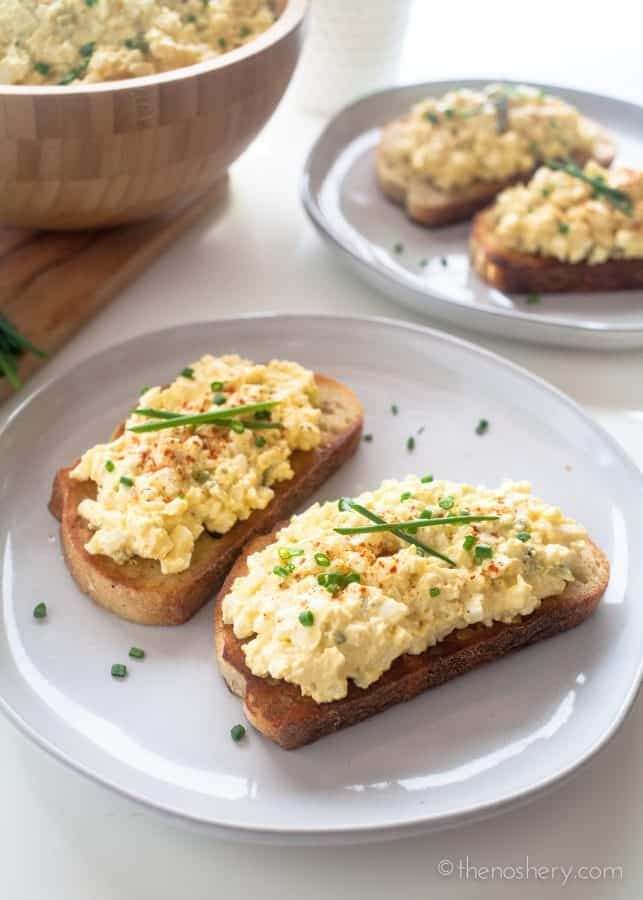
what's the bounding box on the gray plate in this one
[302,79,643,350]
[1,315,642,842]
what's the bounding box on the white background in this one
[3,1,643,897]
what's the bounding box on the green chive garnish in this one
[317,571,360,594]
[337,498,458,566]
[181,367,195,379]
[279,547,304,561]
[314,552,331,567]
[111,664,127,678]
[439,496,455,510]
[129,400,279,434]
[105,460,115,472]
[255,436,266,447]
[129,647,145,659]
[120,476,134,487]
[195,470,210,484]
[545,159,633,216]
[516,531,531,542]
[463,534,476,551]
[211,380,224,391]
[430,587,441,597]
[407,436,415,451]
[34,62,50,75]
[213,393,226,405]
[558,222,570,234]
[391,404,399,415]
[335,515,496,536]
[474,544,493,561]
[299,610,314,627]
[230,724,246,742]
[393,242,404,254]
[273,563,294,578]
[400,491,412,502]
[33,602,47,619]
[475,419,489,436]
[526,293,541,304]
[363,434,373,442]
[421,474,434,483]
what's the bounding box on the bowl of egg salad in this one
[0,0,307,230]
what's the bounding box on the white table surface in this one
[3,3,643,897]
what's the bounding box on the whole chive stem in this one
[335,514,499,536]
[339,499,457,566]
[128,400,279,433]
[545,159,633,215]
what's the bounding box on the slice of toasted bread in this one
[216,528,608,749]
[470,208,643,293]
[376,117,616,227]
[49,375,363,626]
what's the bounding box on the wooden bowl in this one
[0,0,307,231]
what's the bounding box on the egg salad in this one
[380,84,601,193]
[0,0,276,86]
[223,477,588,703]
[487,162,643,264]
[71,355,321,575]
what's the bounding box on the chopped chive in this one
[129,647,145,659]
[440,257,448,267]
[475,418,489,436]
[558,222,570,234]
[33,602,47,619]
[423,111,439,123]
[218,36,227,49]
[80,41,96,57]
[526,293,541,304]
[420,508,432,519]
[230,724,246,742]
[419,258,429,267]
[255,436,266,447]
[298,610,314,627]
[463,534,476,551]
[421,474,434,483]
[211,380,224,392]
[180,367,194,379]
[407,436,415,452]
[363,434,373,442]
[393,242,404,254]
[120,476,134,487]
[195,470,210,484]
[474,544,493,561]
[439,496,455,510]
[278,547,304,561]
[34,61,50,75]
[111,664,127,678]
[230,421,245,434]
[400,491,412,502]
[105,460,115,472]
[430,587,441,597]
[213,393,226,405]
[140,386,150,395]
[273,563,294,578]
[391,404,399,415]
[516,531,531,542]
[314,552,331,567]
[254,409,272,421]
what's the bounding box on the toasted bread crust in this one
[376,116,616,227]
[49,375,363,626]
[470,208,643,293]
[215,529,609,749]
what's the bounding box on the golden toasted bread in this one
[470,208,643,293]
[216,529,608,749]
[376,117,615,227]
[49,375,363,626]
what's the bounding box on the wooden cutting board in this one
[0,177,228,405]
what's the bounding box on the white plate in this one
[1,315,641,844]
[302,80,643,350]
